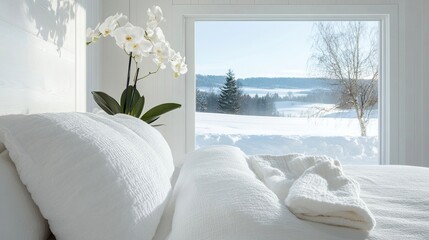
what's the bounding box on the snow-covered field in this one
[275,101,379,119]
[275,101,335,117]
[195,112,379,165]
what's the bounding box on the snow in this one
[195,77,379,165]
[196,112,378,136]
[322,108,379,119]
[275,101,379,118]
[195,112,379,165]
[275,101,335,118]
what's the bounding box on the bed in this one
[0,113,428,240]
[153,146,429,240]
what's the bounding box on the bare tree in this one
[310,21,379,136]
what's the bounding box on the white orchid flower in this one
[86,23,101,43]
[126,39,152,57]
[99,13,127,37]
[173,59,188,78]
[146,27,165,44]
[147,20,157,31]
[87,7,186,81]
[152,58,166,69]
[147,6,165,29]
[170,52,188,78]
[152,41,174,69]
[110,23,133,47]
[111,23,147,53]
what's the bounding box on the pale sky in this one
[195,21,378,79]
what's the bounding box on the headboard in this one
[0,0,78,115]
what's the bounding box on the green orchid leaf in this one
[132,96,145,118]
[146,116,160,124]
[120,86,141,114]
[92,91,121,115]
[120,86,132,110]
[141,103,181,124]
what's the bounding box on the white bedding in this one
[248,154,375,230]
[163,146,429,240]
[0,113,174,240]
[344,165,429,239]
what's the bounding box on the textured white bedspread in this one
[343,164,429,239]
[160,146,429,240]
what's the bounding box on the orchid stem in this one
[126,53,133,89]
[123,53,133,113]
[128,68,140,112]
[137,65,161,81]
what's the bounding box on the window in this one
[194,20,381,165]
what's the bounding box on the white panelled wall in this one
[0,0,102,114]
[98,0,429,167]
[422,1,429,168]
[0,0,77,114]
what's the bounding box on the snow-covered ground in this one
[195,112,379,165]
[275,101,379,119]
[275,101,335,118]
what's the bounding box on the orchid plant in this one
[86,6,187,124]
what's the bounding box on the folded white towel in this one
[248,154,376,231]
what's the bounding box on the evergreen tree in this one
[218,69,240,114]
[196,89,208,112]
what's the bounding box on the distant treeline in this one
[196,74,336,89]
[198,87,338,104]
[282,89,338,104]
[196,89,279,116]
[196,74,340,105]
[196,73,377,116]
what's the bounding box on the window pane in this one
[195,21,380,165]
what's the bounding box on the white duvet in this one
[161,146,429,240]
[248,154,375,230]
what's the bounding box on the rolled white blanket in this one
[248,154,376,231]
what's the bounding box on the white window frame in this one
[181,5,398,165]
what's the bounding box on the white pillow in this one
[0,113,174,240]
[0,144,50,240]
[108,114,175,176]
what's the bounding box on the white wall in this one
[421,1,429,167]
[0,0,77,114]
[80,0,103,112]
[101,0,429,167]
[0,0,102,114]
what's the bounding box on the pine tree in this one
[218,69,240,114]
[196,89,208,112]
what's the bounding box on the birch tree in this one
[311,22,379,136]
